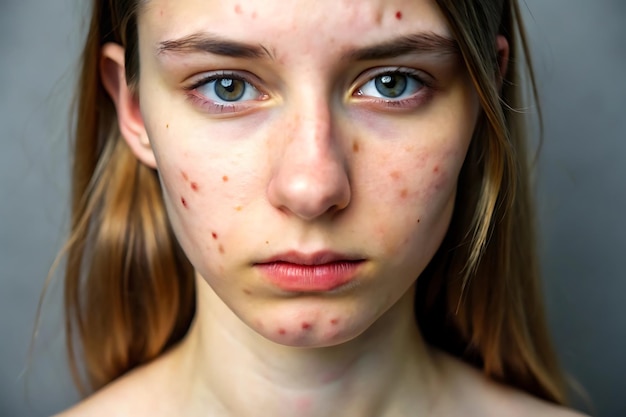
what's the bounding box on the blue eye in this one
[358,71,425,99]
[194,75,261,103]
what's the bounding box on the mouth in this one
[254,251,366,292]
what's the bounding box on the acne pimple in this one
[212,232,219,240]
[278,328,287,335]
[219,245,225,254]
[390,171,401,180]
[234,4,242,14]
[222,175,229,182]
[395,11,403,20]
[302,322,312,330]
[181,197,188,208]
[330,318,339,325]
[433,166,440,173]
[400,189,408,199]
[191,182,199,191]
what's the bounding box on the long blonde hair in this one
[60,0,569,404]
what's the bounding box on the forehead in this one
[138,0,452,50]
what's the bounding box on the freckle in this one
[182,171,189,181]
[222,175,229,182]
[212,232,218,240]
[330,319,339,325]
[400,189,408,199]
[235,206,243,212]
[181,197,188,208]
[234,4,242,14]
[191,182,199,191]
[278,328,286,335]
[395,11,403,20]
[302,322,311,330]
[243,289,252,295]
[219,244,225,254]
[265,241,269,245]
[390,171,401,180]
[165,123,169,129]
[352,141,360,153]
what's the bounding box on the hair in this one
[59,0,570,405]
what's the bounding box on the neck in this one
[176,277,443,417]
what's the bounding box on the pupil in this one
[375,74,407,98]
[215,78,245,101]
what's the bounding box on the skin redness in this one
[135,0,479,346]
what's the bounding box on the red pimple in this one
[181,197,188,208]
[191,182,199,191]
[395,11,403,20]
[222,175,229,182]
[302,322,311,330]
[212,232,218,240]
[278,328,286,335]
[433,166,440,173]
[400,189,408,199]
[234,4,242,14]
[390,171,401,180]
[330,318,339,325]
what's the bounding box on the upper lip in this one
[256,250,364,266]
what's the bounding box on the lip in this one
[254,251,365,292]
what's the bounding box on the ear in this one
[100,43,157,168]
[495,35,510,90]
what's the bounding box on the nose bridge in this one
[267,87,351,220]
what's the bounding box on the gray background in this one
[1,1,624,416]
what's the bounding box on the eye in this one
[357,70,425,100]
[195,75,261,103]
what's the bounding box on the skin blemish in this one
[417,218,421,224]
[191,182,199,191]
[181,171,189,181]
[166,123,169,129]
[265,240,269,245]
[219,244,225,254]
[395,11,403,20]
[181,197,188,208]
[212,232,219,240]
[352,141,360,153]
[390,171,401,180]
[302,322,312,330]
[251,11,257,19]
[222,175,229,182]
[243,289,252,295]
[400,189,408,199]
[236,206,243,212]
[433,166,440,173]
[278,328,287,335]
[234,4,242,14]
[330,318,339,325]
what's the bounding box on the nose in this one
[267,101,351,221]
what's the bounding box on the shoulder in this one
[53,347,184,417]
[433,349,589,417]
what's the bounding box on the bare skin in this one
[57,0,587,416]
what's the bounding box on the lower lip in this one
[255,261,364,292]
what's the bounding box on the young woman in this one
[55,0,587,415]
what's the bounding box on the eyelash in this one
[184,68,433,114]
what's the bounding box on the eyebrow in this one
[156,31,459,61]
[344,32,460,61]
[157,32,275,59]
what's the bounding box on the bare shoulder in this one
[52,348,183,417]
[434,350,589,417]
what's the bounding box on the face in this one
[134,0,479,346]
